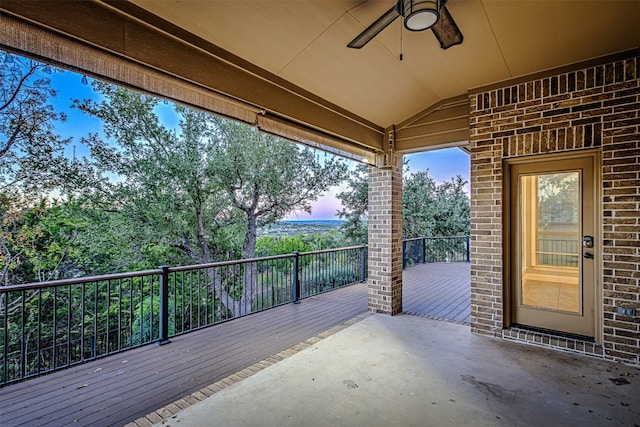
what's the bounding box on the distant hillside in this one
[258,219,345,237]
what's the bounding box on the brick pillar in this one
[367,153,403,315]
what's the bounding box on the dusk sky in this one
[47,69,470,221]
[285,148,470,220]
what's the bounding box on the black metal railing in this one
[1,235,468,386]
[0,245,367,386]
[403,235,470,267]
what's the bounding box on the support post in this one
[421,237,426,264]
[292,252,301,304]
[157,266,171,346]
[466,235,471,263]
[367,150,403,315]
[402,240,407,269]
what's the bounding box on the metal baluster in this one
[36,290,41,374]
[197,268,201,328]
[81,283,85,360]
[189,270,193,331]
[106,280,110,354]
[92,282,97,357]
[227,265,231,318]
[53,287,57,368]
[20,290,26,379]
[3,290,8,383]
[139,277,143,345]
[118,279,122,351]
[173,272,178,330]
[128,279,133,350]
[67,284,71,364]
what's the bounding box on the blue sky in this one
[45,67,469,221]
[289,148,470,220]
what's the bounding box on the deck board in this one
[0,263,470,426]
[403,262,471,324]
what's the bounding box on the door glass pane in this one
[519,172,580,313]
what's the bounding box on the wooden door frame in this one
[503,150,602,343]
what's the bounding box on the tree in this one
[75,83,347,315]
[0,52,91,287]
[209,119,347,260]
[0,52,77,199]
[336,164,368,244]
[0,196,90,286]
[337,162,470,241]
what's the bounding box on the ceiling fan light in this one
[403,0,440,31]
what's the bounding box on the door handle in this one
[583,252,594,259]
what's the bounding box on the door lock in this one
[583,236,594,248]
[583,252,594,259]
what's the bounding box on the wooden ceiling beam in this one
[0,0,385,156]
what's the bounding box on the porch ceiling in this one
[1,1,639,157]
[127,0,640,124]
[132,0,640,124]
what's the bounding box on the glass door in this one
[509,156,595,337]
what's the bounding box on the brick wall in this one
[470,54,640,365]
[367,154,403,315]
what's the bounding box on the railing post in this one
[402,240,407,269]
[466,235,471,263]
[360,245,367,282]
[157,266,171,346]
[421,237,426,264]
[292,252,301,304]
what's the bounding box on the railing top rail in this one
[168,253,295,272]
[0,269,160,293]
[404,235,468,242]
[0,245,369,292]
[424,235,468,240]
[1,237,469,294]
[299,245,367,256]
[169,245,368,272]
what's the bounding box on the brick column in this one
[367,153,403,315]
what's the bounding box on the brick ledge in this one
[502,327,605,360]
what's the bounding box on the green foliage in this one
[336,164,368,244]
[71,82,349,316]
[403,171,470,238]
[0,198,89,285]
[208,118,348,260]
[255,235,313,257]
[74,83,240,267]
[301,255,362,297]
[299,231,349,251]
[0,56,364,383]
[337,162,470,242]
[0,53,88,200]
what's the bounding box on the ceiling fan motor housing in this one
[402,0,442,31]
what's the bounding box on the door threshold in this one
[502,325,604,359]
[512,324,594,342]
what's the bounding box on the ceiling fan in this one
[347,0,463,50]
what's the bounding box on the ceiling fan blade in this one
[431,6,463,49]
[347,5,400,49]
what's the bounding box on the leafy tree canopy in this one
[0,53,83,200]
[336,161,470,243]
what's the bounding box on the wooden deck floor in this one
[403,262,471,324]
[0,263,470,427]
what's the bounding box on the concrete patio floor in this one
[154,314,639,427]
